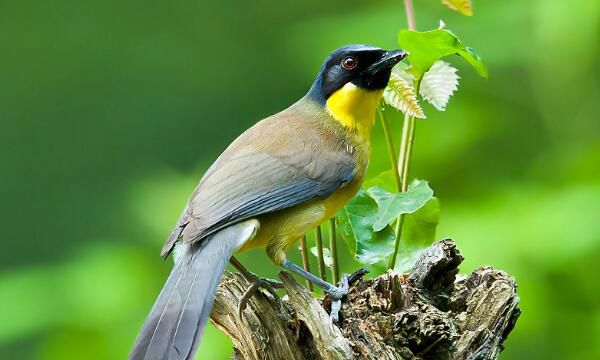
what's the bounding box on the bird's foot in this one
[238,272,283,318]
[325,274,350,323]
[325,269,369,323]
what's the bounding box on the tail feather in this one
[130,220,259,360]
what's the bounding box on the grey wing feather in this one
[216,168,353,229]
[189,153,352,238]
[161,111,356,257]
[162,152,354,257]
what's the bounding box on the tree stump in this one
[210,239,520,360]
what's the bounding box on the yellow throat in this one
[325,82,383,139]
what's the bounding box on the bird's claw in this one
[237,273,283,319]
[326,274,350,323]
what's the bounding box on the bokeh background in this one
[1,0,599,359]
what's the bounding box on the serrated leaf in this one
[394,197,440,273]
[310,247,333,267]
[441,0,473,16]
[383,73,426,119]
[391,62,416,84]
[367,180,435,232]
[420,60,460,111]
[398,29,488,78]
[336,189,396,265]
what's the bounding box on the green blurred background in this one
[1,0,599,359]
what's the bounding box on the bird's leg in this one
[282,259,350,323]
[229,256,283,317]
[230,257,283,289]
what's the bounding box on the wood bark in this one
[210,239,520,360]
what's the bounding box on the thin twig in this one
[389,0,418,270]
[401,116,417,189]
[378,107,401,191]
[329,218,340,285]
[397,112,411,189]
[419,335,447,357]
[300,235,314,291]
[389,115,416,269]
[404,0,416,30]
[388,113,414,269]
[314,226,327,281]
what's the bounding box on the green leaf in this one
[336,189,396,265]
[394,198,441,273]
[309,247,333,267]
[398,29,488,78]
[363,170,398,193]
[356,227,396,265]
[404,198,440,248]
[367,180,435,232]
[441,0,473,16]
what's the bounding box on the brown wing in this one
[161,102,356,257]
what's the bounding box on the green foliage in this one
[349,23,487,273]
[398,29,488,78]
[394,198,440,272]
[384,28,483,116]
[363,170,397,193]
[368,180,434,232]
[336,189,396,265]
[337,178,438,271]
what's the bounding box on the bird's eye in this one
[341,56,357,70]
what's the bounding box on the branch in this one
[211,239,520,360]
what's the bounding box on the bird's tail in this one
[129,220,258,360]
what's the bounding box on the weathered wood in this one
[450,267,521,360]
[210,239,520,360]
[211,272,305,360]
[280,272,356,360]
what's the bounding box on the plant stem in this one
[388,115,416,269]
[404,0,416,30]
[401,116,417,190]
[378,107,401,191]
[397,112,411,189]
[380,107,404,269]
[314,226,327,281]
[389,0,419,270]
[388,112,411,269]
[329,218,340,285]
[300,235,314,291]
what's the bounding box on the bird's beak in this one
[365,49,409,75]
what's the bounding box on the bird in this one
[129,44,408,360]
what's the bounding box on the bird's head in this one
[306,45,408,135]
[307,45,408,103]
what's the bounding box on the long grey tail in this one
[129,221,257,360]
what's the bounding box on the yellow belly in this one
[237,177,362,265]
